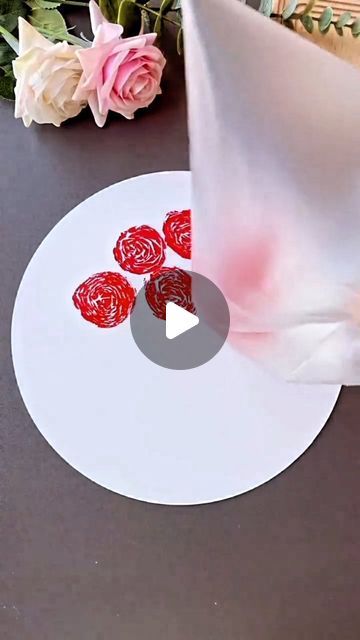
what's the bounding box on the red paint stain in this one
[114,225,166,274]
[163,209,191,259]
[145,267,196,320]
[218,230,278,318]
[73,271,136,328]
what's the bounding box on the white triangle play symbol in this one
[166,302,199,340]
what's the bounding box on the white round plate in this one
[12,172,340,505]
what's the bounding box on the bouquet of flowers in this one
[0,0,167,127]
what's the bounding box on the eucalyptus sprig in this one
[259,0,360,38]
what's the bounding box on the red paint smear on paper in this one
[145,267,196,320]
[114,225,166,275]
[163,209,192,259]
[73,271,136,328]
[218,230,279,317]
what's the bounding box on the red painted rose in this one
[145,267,196,320]
[162,209,191,259]
[114,225,166,274]
[73,271,136,328]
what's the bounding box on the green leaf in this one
[0,72,14,100]
[154,13,162,35]
[1,62,14,76]
[301,0,316,15]
[30,7,67,37]
[117,0,141,36]
[0,0,26,15]
[300,14,313,32]
[0,0,26,32]
[0,24,19,53]
[282,0,298,20]
[318,7,333,31]
[336,11,352,28]
[160,0,175,14]
[318,21,332,34]
[154,0,177,35]
[29,7,86,46]
[258,0,273,17]
[173,0,181,9]
[99,0,118,22]
[176,26,183,54]
[351,17,360,36]
[27,0,61,9]
[0,41,16,66]
[0,14,19,33]
[0,0,24,7]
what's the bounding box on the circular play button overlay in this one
[130,268,230,370]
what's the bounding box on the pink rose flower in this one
[73,0,166,127]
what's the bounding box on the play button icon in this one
[130,268,230,370]
[166,302,199,340]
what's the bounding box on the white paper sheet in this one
[183,0,360,384]
[11,173,340,504]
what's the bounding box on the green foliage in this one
[0,0,26,32]
[352,17,360,36]
[282,0,298,21]
[154,0,176,35]
[28,4,86,45]
[117,0,141,36]
[29,6,67,36]
[176,25,183,54]
[0,71,14,99]
[99,0,118,22]
[0,40,15,66]
[154,12,162,35]
[301,0,317,15]
[258,0,273,18]
[265,0,360,41]
[0,0,88,100]
[87,1,184,52]
[336,11,352,28]
[115,0,183,49]
[300,14,313,33]
[160,0,176,14]
[27,0,62,8]
[0,0,25,99]
[318,7,333,32]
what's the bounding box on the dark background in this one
[1,7,359,640]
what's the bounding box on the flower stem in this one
[133,3,182,27]
[58,0,90,6]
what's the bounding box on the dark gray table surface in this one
[1,14,360,640]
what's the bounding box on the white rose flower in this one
[13,18,86,127]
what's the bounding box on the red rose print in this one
[114,225,166,274]
[73,272,136,328]
[145,267,196,320]
[163,209,191,259]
